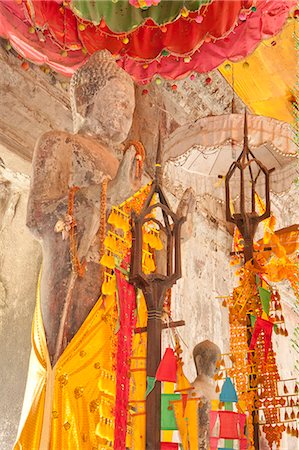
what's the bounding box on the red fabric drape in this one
[114,266,137,450]
[23,0,244,59]
[161,443,179,450]
[238,413,246,435]
[210,436,219,450]
[249,317,274,360]
[240,437,248,449]
[210,410,218,434]
[218,410,240,439]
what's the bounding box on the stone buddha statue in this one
[26,50,142,367]
[15,50,197,450]
[192,340,221,450]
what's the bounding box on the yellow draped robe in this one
[14,285,118,450]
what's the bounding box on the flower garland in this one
[67,185,86,277]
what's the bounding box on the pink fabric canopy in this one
[0,0,295,81]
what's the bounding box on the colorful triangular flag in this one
[156,348,177,383]
[161,393,180,430]
[258,287,271,315]
[146,376,156,397]
[220,377,238,403]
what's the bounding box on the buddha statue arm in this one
[26,131,72,240]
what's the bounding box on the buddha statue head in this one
[70,50,135,144]
[193,340,221,379]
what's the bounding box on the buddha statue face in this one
[71,50,135,144]
[193,340,221,379]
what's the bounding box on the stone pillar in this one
[0,163,41,450]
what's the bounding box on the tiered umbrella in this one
[0,0,295,81]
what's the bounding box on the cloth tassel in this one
[249,317,274,361]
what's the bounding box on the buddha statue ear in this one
[194,352,203,376]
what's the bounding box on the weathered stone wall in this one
[0,155,41,449]
[0,151,297,450]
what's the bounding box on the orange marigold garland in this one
[67,185,86,277]
[98,178,108,285]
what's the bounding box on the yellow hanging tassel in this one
[104,235,115,251]
[102,274,116,296]
[148,232,156,248]
[147,254,156,273]
[155,234,163,250]
[100,253,115,269]
[115,215,124,229]
[119,217,130,233]
[108,210,118,226]
[107,277,116,295]
[143,231,151,245]
[114,213,122,230]
[95,418,105,439]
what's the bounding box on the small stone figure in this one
[191,340,221,450]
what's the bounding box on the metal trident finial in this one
[241,109,249,163]
[155,126,163,185]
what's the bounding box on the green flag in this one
[145,376,156,397]
[250,314,257,327]
[161,393,180,430]
[258,287,271,315]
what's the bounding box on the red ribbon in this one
[249,317,274,361]
[114,266,137,450]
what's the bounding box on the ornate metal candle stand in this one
[130,137,186,450]
[225,111,274,450]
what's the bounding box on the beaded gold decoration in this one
[220,207,298,449]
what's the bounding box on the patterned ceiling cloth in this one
[0,0,295,81]
[70,0,212,32]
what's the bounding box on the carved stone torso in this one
[191,340,221,449]
[27,130,119,364]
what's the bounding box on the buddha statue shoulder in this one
[26,50,142,366]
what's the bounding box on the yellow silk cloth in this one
[172,398,200,450]
[128,291,148,450]
[14,285,117,450]
[219,18,297,124]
